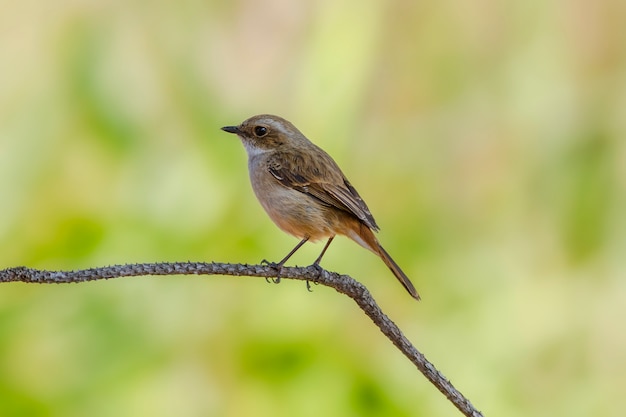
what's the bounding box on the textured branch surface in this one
[0,262,483,417]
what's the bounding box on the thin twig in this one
[0,262,483,417]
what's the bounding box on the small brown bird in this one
[222,115,419,300]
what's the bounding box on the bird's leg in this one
[263,237,310,283]
[278,237,310,266]
[306,236,335,288]
[301,237,334,289]
[313,236,334,267]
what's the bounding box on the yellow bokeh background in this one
[1,0,625,416]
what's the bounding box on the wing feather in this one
[267,148,379,231]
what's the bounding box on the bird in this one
[221,114,419,300]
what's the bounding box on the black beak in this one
[221,125,240,134]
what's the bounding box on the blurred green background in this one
[1,0,625,416]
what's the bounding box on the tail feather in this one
[375,242,420,300]
[347,223,420,300]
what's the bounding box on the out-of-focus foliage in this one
[1,0,625,416]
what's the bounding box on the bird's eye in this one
[254,126,268,137]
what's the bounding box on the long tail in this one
[347,223,420,300]
[375,241,420,300]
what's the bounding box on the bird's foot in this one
[261,259,280,268]
[261,259,283,284]
[311,262,324,277]
[304,263,323,289]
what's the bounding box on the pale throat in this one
[242,140,270,157]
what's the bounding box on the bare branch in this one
[0,262,483,417]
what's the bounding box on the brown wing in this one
[267,148,380,231]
